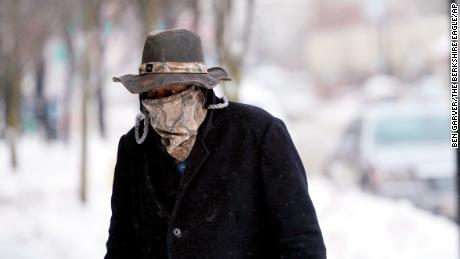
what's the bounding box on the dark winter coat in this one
[104,94,326,259]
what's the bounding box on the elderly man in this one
[104,28,326,259]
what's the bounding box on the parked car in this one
[324,101,456,219]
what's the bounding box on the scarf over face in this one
[141,85,208,162]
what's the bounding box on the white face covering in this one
[141,85,208,161]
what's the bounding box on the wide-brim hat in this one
[113,28,231,94]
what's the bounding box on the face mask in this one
[141,85,208,161]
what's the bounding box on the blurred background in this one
[0,0,456,258]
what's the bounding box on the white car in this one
[325,101,456,219]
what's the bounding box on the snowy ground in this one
[0,135,115,259]
[310,178,458,259]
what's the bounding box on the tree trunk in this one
[5,62,21,171]
[79,0,100,204]
[137,0,160,36]
[62,21,77,143]
[80,46,90,203]
[213,0,255,102]
[191,0,201,32]
[96,20,107,139]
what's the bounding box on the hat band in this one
[139,62,207,74]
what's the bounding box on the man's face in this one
[143,84,189,99]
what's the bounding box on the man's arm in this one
[104,135,136,259]
[260,117,326,259]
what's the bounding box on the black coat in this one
[104,98,326,259]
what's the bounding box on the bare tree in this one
[0,0,25,171]
[61,17,78,143]
[213,0,255,102]
[190,0,201,32]
[135,0,161,36]
[79,0,106,203]
[0,0,57,170]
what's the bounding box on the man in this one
[104,28,326,259]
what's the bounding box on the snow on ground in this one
[0,134,458,259]
[0,134,119,259]
[309,177,458,259]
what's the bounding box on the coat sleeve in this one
[260,117,326,259]
[104,135,136,259]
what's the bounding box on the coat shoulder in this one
[118,126,137,147]
[225,101,276,125]
[213,101,280,138]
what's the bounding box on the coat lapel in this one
[170,108,214,216]
[138,127,172,219]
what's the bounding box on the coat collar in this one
[138,107,215,218]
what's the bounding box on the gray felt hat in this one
[113,28,231,94]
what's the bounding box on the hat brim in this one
[113,67,231,94]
